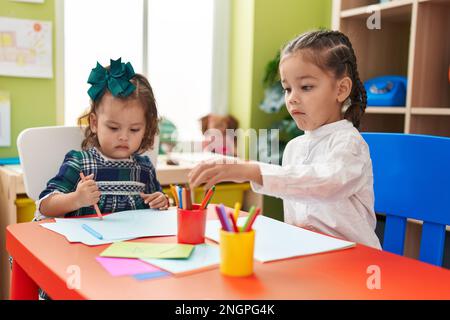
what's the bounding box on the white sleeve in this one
[250,137,370,202]
[34,190,63,221]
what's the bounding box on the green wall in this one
[0,0,57,158]
[228,0,331,221]
[251,0,332,130]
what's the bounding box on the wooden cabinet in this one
[333,0,450,136]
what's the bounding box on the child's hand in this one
[188,159,247,190]
[140,192,169,210]
[75,174,101,207]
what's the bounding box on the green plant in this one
[260,53,285,114]
[158,117,178,154]
[262,52,281,88]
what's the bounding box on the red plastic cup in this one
[177,204,207,244]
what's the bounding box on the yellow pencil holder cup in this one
[219,229,255,277]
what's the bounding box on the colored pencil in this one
[205,186,216,207]
[233,202,241,222]
[79,172,103,220]
[219,204,232,231]
[241,206,255,231]
[181,187,187,210]
[244,208,261,232]
[81,223,103,239]
[229,213,239,233]
[200,185,215,209]
[170,184,179,208]
[185,184,192,210]
[177,186,183,209]
[215,206,229,231]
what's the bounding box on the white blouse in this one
[251,119,381,249]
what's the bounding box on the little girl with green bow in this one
[37,58,168,219]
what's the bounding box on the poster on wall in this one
[0,17,52,78]
[0,91,11,147]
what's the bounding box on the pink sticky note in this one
[96,256,162,277]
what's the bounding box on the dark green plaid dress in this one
[36,147,162,219]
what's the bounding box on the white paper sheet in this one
[41,209,177,246]
[205,215,355,263]
[0,17,53,78]
[141,243,220,275]
[0,91,11,146]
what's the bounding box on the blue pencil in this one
[81,224,103,240]
[177,186,183,209]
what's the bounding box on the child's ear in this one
[337,76,352,103]
[89,113,98,133]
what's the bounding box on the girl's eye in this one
[108,127,119,131]
[302,85,314,91]
[283,88,291,94]
[130,128,141,133]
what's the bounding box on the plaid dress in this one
[37,147,162,219]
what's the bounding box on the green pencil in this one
[241,206,256,231]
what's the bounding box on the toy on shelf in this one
[364,75,407,107]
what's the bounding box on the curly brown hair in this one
[281,29,366,129]
[79,73,159,154]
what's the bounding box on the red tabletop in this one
[6,206,450,300]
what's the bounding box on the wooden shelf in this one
[339,9,411,82]
[411,108,450,116]
[366,107,407,114]
[410,115,450,136]
[343,106,407,114]
[361,113,405,133]
[410,1,450,109]
[341,0,413,19]
[419,0,450,5]
[334,0,450,137]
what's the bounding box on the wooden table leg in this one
[10,259,38,300]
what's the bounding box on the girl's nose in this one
[119,131,129,141]
[287,92,300,105]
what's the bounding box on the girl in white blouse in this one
[189,30,381,249]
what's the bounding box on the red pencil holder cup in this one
[177,204,207,244]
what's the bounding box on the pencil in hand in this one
[79,172,103,220]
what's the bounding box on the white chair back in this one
[17,126,85,201]
[17,126,159,201]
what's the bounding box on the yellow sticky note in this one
[100,242,194,259]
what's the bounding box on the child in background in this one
[38,58,169,219]
[189,30,381,249]
[200,113,239,156]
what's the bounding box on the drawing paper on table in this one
[205,215,355,263]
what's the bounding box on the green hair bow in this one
[87,58,136,101]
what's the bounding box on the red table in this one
[6,206,450,300]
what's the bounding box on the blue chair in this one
[362,133,450,266]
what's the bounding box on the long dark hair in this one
[281,30,366,128]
